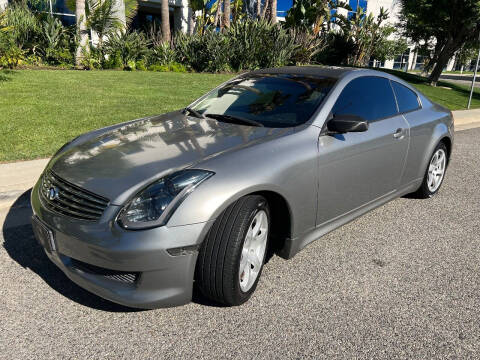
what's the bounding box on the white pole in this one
[467,44,480,109]
[49,0,53,15]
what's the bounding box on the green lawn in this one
[0,70,232,162]
[1,68,479,162]
[380,69,480,110]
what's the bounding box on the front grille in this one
[40,171,109,221]
[70,258,140,284]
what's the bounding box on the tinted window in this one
[391,81,420,113]
[332,76,398,122]
[191,74,336,128]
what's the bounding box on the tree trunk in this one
[113,0,126,30]
[75,0,89,68]
[215,0,222,29]
[260,0,269,19]
[256,0,261,19]
[428,49,454,86]
[269,0,276,23]
[188,7,195,35]
[161,0,171,42]
[222,0,230,28]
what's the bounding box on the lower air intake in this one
[70,258,140,284]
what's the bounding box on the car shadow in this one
[2,189,140,313]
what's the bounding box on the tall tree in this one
[75,0,89,67]
[270,0,276,23]
[260,0,269,19]
[187,0,204,34]
[161,0,171,41]
[86,0,123,49]
[399,0,480,85]
[223,0,230,28]
[214,0,223,28]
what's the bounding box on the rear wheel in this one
[414,142,448,198]
[196,195,270,306]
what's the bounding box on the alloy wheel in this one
[239,210,269,292]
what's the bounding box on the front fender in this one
[166,126,321,239]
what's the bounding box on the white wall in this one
[0,0,8,12]
[366,0,401,24]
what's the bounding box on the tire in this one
[195,195,270,306]
[413,142,448,199]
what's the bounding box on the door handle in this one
[393,128,405,139]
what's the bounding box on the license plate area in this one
[31,216,56,253]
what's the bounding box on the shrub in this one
[39,16,75,66]
[169,62,187,72]
[81,47,102,69]
[289,29,327,65]
[226,20,296,70]
[149,41,176,66]
[173,20,296,72]
[103,53,123,69]
[174,29,230,72]
[3,3,40,49]
[135,59,147,71]
[0,34,25,68]
[148,62,187,72]
[104,30,149,70]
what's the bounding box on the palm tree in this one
[270,0,276,23]
[260,0,269,19]
[86,0,123,49]
[75,0,89,67]
[214,0,223,29]
[161,0,170,42]
[222,0,230,28]
[187,0,204,34]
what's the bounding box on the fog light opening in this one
[167,244,200,256]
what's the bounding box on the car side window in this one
[332,76,398,122]
[391,81,421,113]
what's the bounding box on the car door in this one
[316,76,410,226]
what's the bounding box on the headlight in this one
[118,169,214,229]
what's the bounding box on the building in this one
[334,0,458,72]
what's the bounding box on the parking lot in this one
[1,127,479,359]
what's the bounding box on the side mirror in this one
[327,114,369,134]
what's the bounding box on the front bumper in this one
[31,180,213,309]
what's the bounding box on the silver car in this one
[31,67,454,308]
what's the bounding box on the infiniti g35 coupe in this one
[31,66,454,308]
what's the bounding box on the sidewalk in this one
[0,109,479,224]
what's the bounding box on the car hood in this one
[49,111,290,205]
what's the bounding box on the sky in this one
[277,0,294,15]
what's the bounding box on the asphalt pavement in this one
[1,128,479,359]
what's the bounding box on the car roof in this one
[249,66,361,79]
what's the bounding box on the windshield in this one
[191,73,337,128]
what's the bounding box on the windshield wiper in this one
[205,114,264,127]
[183,107,205,119]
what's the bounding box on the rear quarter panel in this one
[401,98,454,186]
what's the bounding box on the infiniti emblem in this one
[48,187,60,201]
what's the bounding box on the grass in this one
[0,70,232,162]
[1,68,479,162]
[379,69,480,110]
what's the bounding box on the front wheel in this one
[195,195,270,306]
[414,142,448,198]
